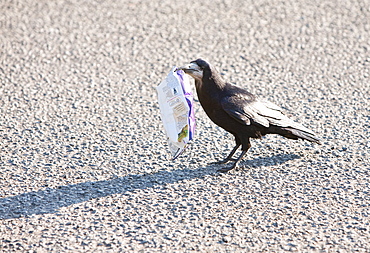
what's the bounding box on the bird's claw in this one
[211,160,227,165]
[217,167,234,173]
[217,161,240,173]
[211,158,236,165]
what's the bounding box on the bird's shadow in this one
[0,153,300,220]
[242,153,301,168]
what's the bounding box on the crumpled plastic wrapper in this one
[157,67,196,159]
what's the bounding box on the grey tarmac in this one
[1,0,369,252]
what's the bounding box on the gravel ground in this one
[1,0,369,252]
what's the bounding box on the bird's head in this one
[177,58,211,81]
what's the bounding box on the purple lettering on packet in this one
[176,70,196,140]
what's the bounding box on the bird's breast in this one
[197,94,233,126]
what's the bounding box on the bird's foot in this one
[217,149,248,173]
[211,158,236,165]
[217,166,235,173]
[217,161,240,173]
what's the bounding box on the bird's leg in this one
[218,140,251,173]
[211,144,240,165]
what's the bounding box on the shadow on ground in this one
[0,153,300,219]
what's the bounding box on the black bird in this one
[178,58,321,172]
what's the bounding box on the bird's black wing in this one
[221,91,316,135]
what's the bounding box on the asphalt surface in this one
[1,0,369,252]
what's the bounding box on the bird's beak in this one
[176,62,200,73]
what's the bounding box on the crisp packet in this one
[157,67,196,159]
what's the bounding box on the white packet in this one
[157,67,196,159]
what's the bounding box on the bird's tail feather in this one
[283,127,321,144]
